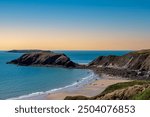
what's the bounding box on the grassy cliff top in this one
[130,49,150,55]
[65,80,150,100]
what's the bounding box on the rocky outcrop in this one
[89,49,150,71]
[7,52,79,68]
[88,50,150,79]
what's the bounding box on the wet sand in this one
[47,74,131,100]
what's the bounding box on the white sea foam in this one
[7,70,99,100]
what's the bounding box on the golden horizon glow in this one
[0,27,150,50]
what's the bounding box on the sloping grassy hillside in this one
[98,80,150,96]
[64,80,150,100]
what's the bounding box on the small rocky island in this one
[8,49,52,53]
[7,52,79,68]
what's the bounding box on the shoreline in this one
[6,68,132,100]
[46,74,131,100]
[8,70,98,100]
[9,72,131,100]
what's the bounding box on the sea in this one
[0,50,131,99]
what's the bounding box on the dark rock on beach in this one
[7,52,80,68]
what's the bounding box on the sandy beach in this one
[47,74,131,100]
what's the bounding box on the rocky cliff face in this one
[88,50,150,79]
[89,49,150,71]
[7,52,79,68]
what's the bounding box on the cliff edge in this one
[88,49,150,79]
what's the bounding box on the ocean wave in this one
[7,70,99,100]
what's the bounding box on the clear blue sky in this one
[0,0,150,50]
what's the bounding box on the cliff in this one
[88,49,150,79]
[7,52,79,68]
[89,49,150,71]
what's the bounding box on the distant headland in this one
[8,49,52,53]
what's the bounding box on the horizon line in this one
[0,49,140,51]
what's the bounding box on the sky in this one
[0,0,150,50]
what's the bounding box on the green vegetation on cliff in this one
[132,88,150,100]
[64,80,150,100]
[99,80,150,96]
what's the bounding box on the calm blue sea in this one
[0,51,130,99]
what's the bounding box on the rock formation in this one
[89,49,150,71]
[88,49,150,79]
[7,52,79,68]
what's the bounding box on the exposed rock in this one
[89,49,150,71]
[7,52,79,68]
[88,49,150,79]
